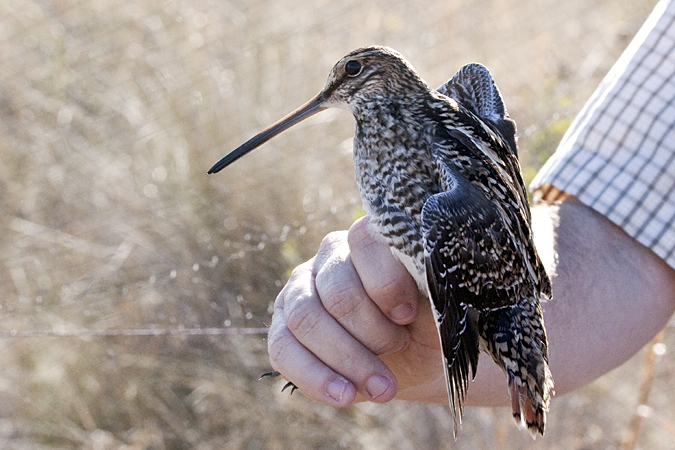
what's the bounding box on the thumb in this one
[347,216,421,325]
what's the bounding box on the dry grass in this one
[1,0,673,448]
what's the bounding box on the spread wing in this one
[421,159,517,437]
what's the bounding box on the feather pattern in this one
[212,46,554,439]
[346,51,554,437]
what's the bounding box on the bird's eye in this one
[345,60,363,77]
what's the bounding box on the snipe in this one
[209,46,554,438]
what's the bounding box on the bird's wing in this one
[436,63,517,156]
[432,117,550,299]
[422,159,517,436]
[436,63,532,224]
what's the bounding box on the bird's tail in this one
[479,298,554,437]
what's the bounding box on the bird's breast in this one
[352,140,439,286]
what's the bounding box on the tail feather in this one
[439,305,480,438]
[479,298,554,437]
[510,380,549,438]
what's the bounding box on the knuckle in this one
[273,290,285,309]
[371,275,410,304]
[319,277,363,321]
[287,259,312,283]
[284,291,321,339]
[371,331,408,356]
[267,324,295,368]
[318,230,348,255]
[277,260,314,309]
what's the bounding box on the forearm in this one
[459,195,675,406]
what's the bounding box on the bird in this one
[208,46,554,438]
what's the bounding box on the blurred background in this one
[1,0,673,448]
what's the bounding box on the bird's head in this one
[320,46,430,112]
[208,46,429,174]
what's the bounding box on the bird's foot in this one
[260,370,298,394]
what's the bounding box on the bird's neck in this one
[352,96,430,162]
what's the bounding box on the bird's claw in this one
[259,370,281,379]
[260,370,298,394]
[281,381,298,394]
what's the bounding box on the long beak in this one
[208,92,327,174]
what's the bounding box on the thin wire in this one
[5,320,675,338]
[5,319,674,338]
[0,327,270,338]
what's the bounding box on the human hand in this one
[267,216,448,407]
[267,196,675,409]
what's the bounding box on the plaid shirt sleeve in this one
[531,0,675,270]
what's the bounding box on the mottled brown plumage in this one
[209,46,554,438]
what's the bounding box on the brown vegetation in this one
[1,0,672,448]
